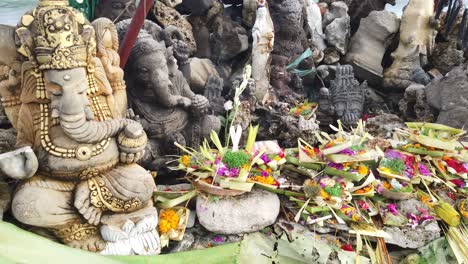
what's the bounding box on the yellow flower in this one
[320,189,330,199]
[251,176,276,185]
[159,210,180,234]
[379,167,392,174]
[357,165,369,175]
[181,155,191,167]
[343,162,352,168]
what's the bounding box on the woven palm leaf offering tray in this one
[172,125,285,196]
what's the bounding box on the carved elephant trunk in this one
[59,112,134,144]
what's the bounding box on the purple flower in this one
[260,154,271,164]
[407,213,419,228]
[418,163,431,176]
[224,167,240,177]
[213,235,225,243]
[386,204,398,215]
[261,171,269,177]
[339,149,357,156]
[328,162,344,170]
[217,163,227,176]
[376,183,384,194]
[385,150,403,160]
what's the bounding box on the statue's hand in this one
[191,94,209,110]
[177,97,192,108]
[74,181,102,226]
[172,39,190,64]
[0,147,38,180]
[120,149,146,164]
[118,123,147,164]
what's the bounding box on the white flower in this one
[224,100,233,111]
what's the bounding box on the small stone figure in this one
[346,10,400,85]
[94,0,137,22]
[117,20,221,167]
[383,0,437,91]
[0,1,159,255]
[318,65,366,126]
[399,84,435,122]
[92,17,128,118]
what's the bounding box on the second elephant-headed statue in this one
[116,20,221,168]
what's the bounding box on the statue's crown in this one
[16,1,95,70]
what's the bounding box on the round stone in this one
[196,189,280,234]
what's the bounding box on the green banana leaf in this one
[0,221,369,264]
[0,221,239,264]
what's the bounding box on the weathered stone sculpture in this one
[383,0,437,91]
[94,0,137,22]
[116,20,221,166]
[346,10,399,85]
[317,65,366,126]
[0,0,159,255]
[251,0,274,101]
[399,84,435,122]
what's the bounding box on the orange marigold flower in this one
[357,165,369,175]
[181,155,192,167]
[383,181,392,190]
[159,210,180,234]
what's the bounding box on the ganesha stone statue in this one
[116,20,220,167]
[0,0,159,255]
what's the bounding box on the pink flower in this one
[386,204,398,215]
[213,235,225,243]
[418,163,431,176]
[450,179,465,188]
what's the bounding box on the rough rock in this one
[269,0,308,58]
[196,189,280,234]
[180,0,213,15]
[397,199,431,217]
[347,0,395,33]
[153,1,197,55]
[0,128,16,220]
[189,58,220,94]
[210,15,249,61]
[429,42,465,75]
[323,48,340,64]
[325,17,350,55]
[425,65,468,129]
[364,86,387,114]
[399,84,436,122]
[323,1,349,26]
[366,114,405,139]
[384,221,441,249]
[242,0,257,27]
[161,0,183,8]
[346,10,400,85]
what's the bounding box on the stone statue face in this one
[94,0,136,22]
[43,67,92,118]
[131,49,172,90]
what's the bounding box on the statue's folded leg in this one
[76,165,160,255]
[12,176,106,252]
